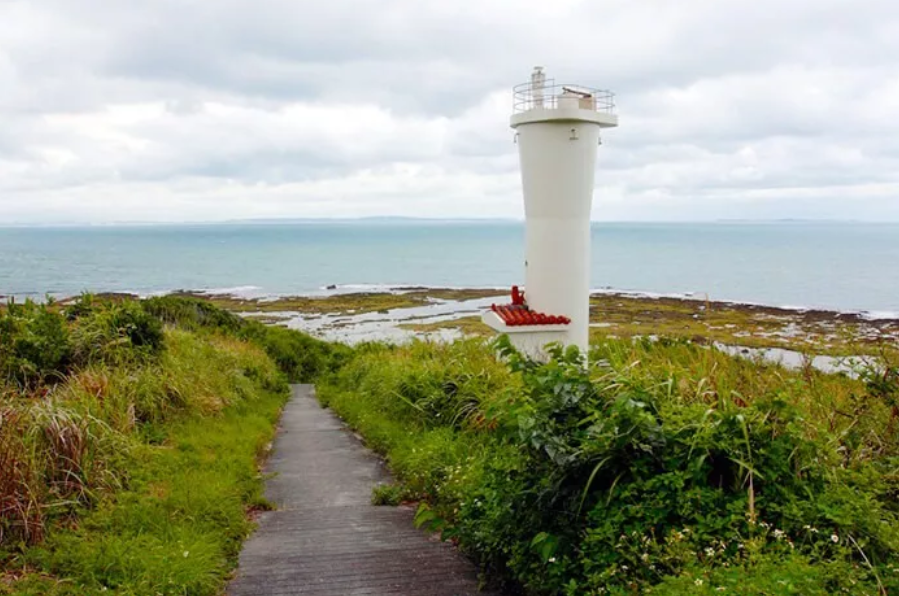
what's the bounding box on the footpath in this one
[228,384,497,596]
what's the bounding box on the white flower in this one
[773,529,785,540]
[183,551,190,558]
[831,534,839,543]
[705,547,715,557]
[548,557,557,563]
[695,579,704,586]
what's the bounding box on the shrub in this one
[144,295,350,382]
[69,298,164,366]
[0,295,298,554]
[142,295,245,335]
[0,301,72,388]
[0,297,169,390]
[319,335,899,594]
[648,552,871,595]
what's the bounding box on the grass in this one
[6,290,897,594]
[181,287,898,358]
[181,288,504,317]
[317,336,899,595]
[398,316,493,337]
[1,328,288,595]
[5,371,285,595]
[143,294,350,382]
[0,296,342,595]
[589,293,899,357]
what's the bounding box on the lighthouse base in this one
[481,311,570,362]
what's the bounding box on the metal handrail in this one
[513,79,616,114]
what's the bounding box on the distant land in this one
[1,217,891,228]
[713,218,866,224]
[0,217,519,228]
[223,216,521,225]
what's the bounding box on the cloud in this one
[1,0,897,223]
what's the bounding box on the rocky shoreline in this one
[171,287,899,357]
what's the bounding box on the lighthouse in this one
[483,67,618,359]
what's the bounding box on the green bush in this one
[1,297,169,389]
[649,552,869,595]
[69,297,164,365]
[1,292,349,594]
[2,331,287,595]
[0,301,72,387]
[144,295,350,382]
[142,294,245,335]
[319,335,899,595]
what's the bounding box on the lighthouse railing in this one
[512,80,616,114]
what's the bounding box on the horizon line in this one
[0,216,895,228]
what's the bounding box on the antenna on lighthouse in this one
[531,66,546,108]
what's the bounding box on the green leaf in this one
[578,456,612,516]
[530,532,559,563]
[413,505,437,529]
[531,532,550,547]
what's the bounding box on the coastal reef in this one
[183,288,899,358]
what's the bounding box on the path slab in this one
[228,385,497,596]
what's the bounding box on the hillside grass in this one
[7,291,897,594]
[0,296,341,595]
[177,288,505,317]
[318,336,899,595]
[3,337,285,595]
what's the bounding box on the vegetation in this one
[178,288,505,317]
[0,296,340,594]
[181,288,898,357]
[398,315,493,337]
[143,295,350,382]
[589,293,899,357]
[393,293,899,356]
[318,336,899,595]
[6,288,896,594]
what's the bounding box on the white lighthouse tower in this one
[483,67,618,359]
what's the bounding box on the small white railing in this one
[513,79,616,114]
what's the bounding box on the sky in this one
[1,0,898,224]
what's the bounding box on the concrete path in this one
[228,385,497,596]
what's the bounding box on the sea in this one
[1,221,897,317]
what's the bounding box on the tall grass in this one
[12,337,286,595]
[319,336,899,595]
[0,295,333,594]
[143,295,350,383]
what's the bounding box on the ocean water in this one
[1,221,897,315]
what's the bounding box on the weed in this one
[0,295,332,594]
[371,483,415,506]
[318,334,899,594]
[144,295,350,383]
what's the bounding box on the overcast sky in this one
[1,0,898,224]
